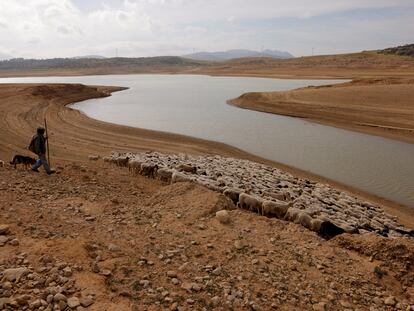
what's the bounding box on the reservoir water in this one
[1,74,413,207]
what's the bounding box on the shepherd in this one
[28,125,55,175]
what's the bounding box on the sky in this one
[0,0,413,59]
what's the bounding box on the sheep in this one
[156,167,173,182]
[268,191,291,201]
[261,200,290,219]
[172,171,193,183]
[116,156,129,167]
[284,207,301,222]
[310,218,346,239]
[238,193,263,214]
[223,188,242,205]
[176,164,197,174]
[0,160,4,168]
[103,156,111,163]
[88,155,100,161]
[128,159,142,174]
[295,212,313,230]
[140,163,158,178]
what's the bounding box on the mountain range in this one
[183,49,293,61]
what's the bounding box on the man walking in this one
[29,127,55,175]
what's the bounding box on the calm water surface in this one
[2,74,414,207]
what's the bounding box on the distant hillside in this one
[0,56,201,71]
[72,55,106,59]
[379,44,414,57]
[183,49,293,61]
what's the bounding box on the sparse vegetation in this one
[374,266,387,279]
[379,44,414,57]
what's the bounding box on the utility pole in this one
[312,47,314,56]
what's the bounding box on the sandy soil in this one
[0,83,413,228]
[230,78,414,144]
[0,160,413,310]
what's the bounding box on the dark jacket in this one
[31,134,46,155]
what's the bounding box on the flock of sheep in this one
[90,152,412,239]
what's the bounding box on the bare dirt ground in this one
[230,78,414,144]
[1,161,413,310]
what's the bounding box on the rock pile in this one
[0,230,95,311]
[106,151,413,239]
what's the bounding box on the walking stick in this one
[44,118,51,167]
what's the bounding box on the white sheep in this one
[284,207,301,222]
[261,200,290,219]
[128,159,142,174]
[172,171,193,183]
[176,164,197,174]
[238,193,263,214]
[0,160,4,168]
[156,167,173,182]
[116,156,129,167]
[295,212,313,230]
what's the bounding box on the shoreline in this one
[229,78,414,145]
[0,83,412,228]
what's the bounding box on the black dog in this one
[10,155,37,169]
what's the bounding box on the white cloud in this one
[0,0,413,58]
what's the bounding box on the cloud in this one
[0,0,413,58]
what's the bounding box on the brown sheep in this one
[176,164,197,174]
[140,163,158,178]
[223,188,242,205]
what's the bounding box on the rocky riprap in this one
[106,151,413,239]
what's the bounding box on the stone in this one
[181,282,193,291]
[80,297,94,307]
[212,266,222,276]
[384,296,396,306]
[0,235,8,246]
[67,297,80,308]
[108,244,121,252]
[2,267,28,282]
[63,267,73,276]
[167,271,177,278]
[9,238,19,246]
[313,302,327,311]
[211,296,220,306]
[54,293,67,302]
[216,210,230,224]
[0,224,10,235]
[234,241,244,250]
[100,269,112,276]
